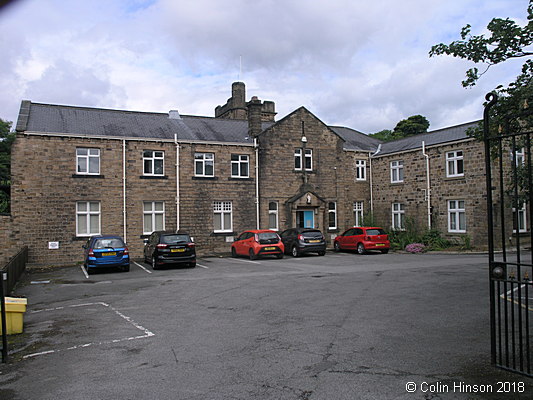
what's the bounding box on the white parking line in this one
[231,258,261,265]
[133,261,152,274]
[24,302,155,359]
[197,264,209,269]
[80,265,89,279]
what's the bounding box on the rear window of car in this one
[257,232,279,241]
[94,238,125,249]
[365,229,386,236]
[302,230,323,239]
[161,234,191,244]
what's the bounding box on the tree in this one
[430,2,533,206]
[369,115,430,142]
[392,115,430,139]
[429,2,533,88]
[0,118,14,213]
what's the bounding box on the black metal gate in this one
[485,92,533,377]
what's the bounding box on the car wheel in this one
[121,264,130,272]
[189,261,196,268]
[249,249,257,260]
[231,247,237,258]
[85,265,92,275]
[276,253,284,259]
[291,246,299,257]
[381,249,389,254]
[318,251,326,256]
[357,243,366,255]
[152,256,159,270]
[334,242,341,252]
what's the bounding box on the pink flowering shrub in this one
[405,243,426,253]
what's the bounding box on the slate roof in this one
[376,121,481,156]
[16,101,480,154]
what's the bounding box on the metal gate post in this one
[0,270,7,363]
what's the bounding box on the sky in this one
[0,0,530,134]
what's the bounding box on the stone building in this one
[3,82,517,267]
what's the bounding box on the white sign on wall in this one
[48,241,60,250]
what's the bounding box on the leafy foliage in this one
[0,118,14,213]
[429,2,533,87]
[369,115,430,142]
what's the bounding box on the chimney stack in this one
[247,96,263,138]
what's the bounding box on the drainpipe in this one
[175,134,180,231]
[122,139,127,242]
[369,144,381,216]
[422,141,431,230]
[254,137,260,229]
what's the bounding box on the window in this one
[514,148,525,166]
[143,201,165,234]
[231,154,249,178]
[76,148,100,175]
[390,160,404,183]
[76,201,100,236]
[143,150,164,176]
[353,201,364,227]
[214,201,232,232]
[356,160,366,181]
[392,203,405,230]
[446,151,464,177]
[295,148,312,171]
[448,200,466,233]
[195,153,214,177]
[328,202,337,230]
[513,203,527,233]
[268,201,278,230]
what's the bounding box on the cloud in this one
[0,0,529,133]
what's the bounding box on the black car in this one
[143,231,196,269]
[280,228,327,257]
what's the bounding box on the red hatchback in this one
[334,227,390,254]
[232,229,285,260]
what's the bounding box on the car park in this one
[280,228,326,257]
[334,227,390,254]
[231,229,284,260]
[144,231,196,269]
[82,235,130,273]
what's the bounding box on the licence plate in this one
[102,252,116,256]
[264,247,276,251]
[171,248,186,253]
[375,244,385,247]
[309,240,320,243]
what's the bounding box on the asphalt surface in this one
[1,251,532,399]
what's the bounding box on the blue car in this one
[83,235,130,273]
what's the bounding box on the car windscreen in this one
[161,234,191,244]
[301,230,323,239]
[94,238,125,249]
[366,229,386,236]
[257,232,279,243]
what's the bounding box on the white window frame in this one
[356,160,366,181]
[143,150,164,176]
[231,154,250,178]
[195,153,215,177]
[392,203,405,230]
[354,201,364,227]
[76,201,101,236]
[513,203,527,233]
[295,148,313,171]
[446,150,464,178]
[143,201,165,234]
[448,200,466,233]
[390,160,404,183]
[213,201,233,233]
[328,202,337,230]
[514,148,525,166]
[268,201,278,231]
[76,148,100,175]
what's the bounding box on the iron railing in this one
[1,246,28,363]
[485,92,533,377]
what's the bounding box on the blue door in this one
[303,211,314,228]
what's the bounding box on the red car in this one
[231,229,284,260]
[334,227,390,254]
